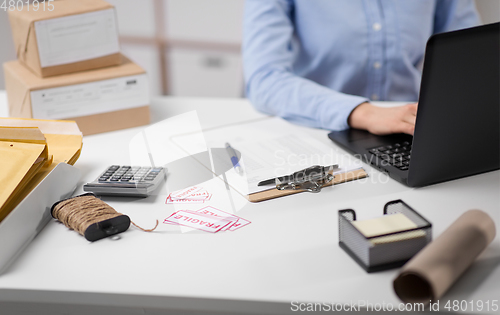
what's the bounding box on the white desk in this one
[0,91,499,314]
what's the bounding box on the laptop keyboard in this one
[368,141,412,171]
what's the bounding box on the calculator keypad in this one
[98,166,163,183]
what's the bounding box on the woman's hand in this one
[348,102,418,135]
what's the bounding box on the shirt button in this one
[372,23,382,31]
[371,94,379,100]
[373,62,382,69]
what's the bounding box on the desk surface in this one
[0,91,499,314]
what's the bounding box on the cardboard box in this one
[4,55,150,135]
[8,0,120,78]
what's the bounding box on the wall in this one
[0,8,16,90]
[109,0,244,97]
[475,0,500,24]
[0,0,499,95]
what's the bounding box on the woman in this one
[243,0,480,135]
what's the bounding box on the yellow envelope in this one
[0,141,47,222]
[0,118,82,165]
[0,126,51,166]
[0,126,47,144]
[0,118,83,222]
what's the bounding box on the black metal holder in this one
[338,200,432,273]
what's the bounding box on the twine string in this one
[52,195,158,236]
[131,220,159,232]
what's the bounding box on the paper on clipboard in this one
[171,117,363,196]
[212,134,363,195]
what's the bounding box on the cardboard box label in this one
[35,8,119,68]
[30,74,149,120]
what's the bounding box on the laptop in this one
[328,22,499,187]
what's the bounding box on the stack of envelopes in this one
[0,118,83,222]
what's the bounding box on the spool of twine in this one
[52,193,158,241]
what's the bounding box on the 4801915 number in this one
[444,300,498,312]
[1,0,54,11]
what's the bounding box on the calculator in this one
[83,165,166,197]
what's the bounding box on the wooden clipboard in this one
[247,168,368,202]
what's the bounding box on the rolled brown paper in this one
[393,209,496,304]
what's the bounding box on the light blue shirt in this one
[243,0,480,131]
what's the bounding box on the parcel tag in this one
[196,206,251,231]
[178,190,212,201]
[165,195,206,204]
[170,186,203,200]
[196,206,238,231]
[227,217,251,231]
[163,210,233,233]
[181,210,239,232]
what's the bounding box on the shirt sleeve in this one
[242,0,368,131]
[433,0,481,34]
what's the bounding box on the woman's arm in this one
[243,0,368,131]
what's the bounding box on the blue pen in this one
[225,142,244,175]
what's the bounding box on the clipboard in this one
[248,168,368,202]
